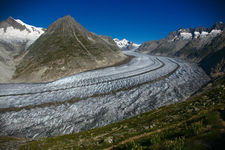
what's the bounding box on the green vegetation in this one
[11,76,224,150]
[0,136,30,150]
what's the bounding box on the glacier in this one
[0,51,209,138]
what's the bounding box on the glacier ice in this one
[0,51,210,138]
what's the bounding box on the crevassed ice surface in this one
[0,51,175,108]
[0,51,210,138]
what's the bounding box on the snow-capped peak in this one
[0,17,45,49]
[15,19,45,34]
[113,38,140,50]
[114,38,129,48]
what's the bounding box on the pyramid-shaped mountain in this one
[14,15,127,82]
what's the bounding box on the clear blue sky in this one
[1,0,225,43]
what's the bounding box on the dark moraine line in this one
[0,57,167,97]
[0,60,180,113]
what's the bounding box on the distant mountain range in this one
[0,17,45,82]
[113,38,140,50]
[137,22,225,77]
[0,16,127,82]
[0,16,224,81]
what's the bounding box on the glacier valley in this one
[0,51,209,138]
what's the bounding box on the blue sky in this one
[1,0,224,43]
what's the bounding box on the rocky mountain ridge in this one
[137,22,225,77]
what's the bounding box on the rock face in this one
[137,22,225,77]
[13,15,127,82]
[0,17,45,82]
[114,38,140,50]
[198,31,225,77]
[99,35,119,48]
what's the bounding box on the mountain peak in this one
[212,22,225,30]
[7,16,14,21]
[62,15,73,20]
[56,15,75,23]
[113,38,140,50]
[5,16,20,25]
[46,15,87,36]
[0,16,27,31]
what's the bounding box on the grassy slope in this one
[14,31,126,81]
[8,76,224,150]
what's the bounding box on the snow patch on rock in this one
[210,29,222,36]
[200,31,209,38]
[180,32,192,40]
[194,31,200,38]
